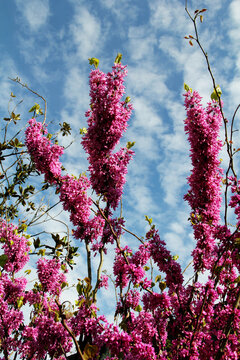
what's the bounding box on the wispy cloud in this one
[68,5,102,61]
[15,0,50,32]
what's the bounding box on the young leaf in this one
[145,215,153,225]
[80,127,87,135]
[184,83,192,93]
[126,141,135,149]
[135,305,142,312]
[88,57,99,69]
[0,254,8,268]
[115,53,122,64]
[211,85,222,100]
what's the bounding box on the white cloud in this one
[15,0,50,31]
[226,76,240,111]
[69,5,101,60]
[157,152,190,206]
[0,56,18,111]
[229,0,240,25]
[100,0,139,22]
[131,97,163,133]
[149,0,189,34]
[128,26,157,62]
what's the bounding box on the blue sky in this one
[1,0,240,318]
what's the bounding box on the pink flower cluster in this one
[58,174,92,226]
[228,176,240,228]
[113,244,151,289]
[37,257,66,295]
[184,90,223,271]
[0,219,30,273]
[147,227,183,291]
[82,63,134,209]
[0,273,27,354]
[25,118,64,183]
[20,293,72,359]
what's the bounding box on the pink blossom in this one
[184,91,223,271]
[37,257,66,295]
[0,219,30,273]
[25,118,64,183]
[82,63,134,209]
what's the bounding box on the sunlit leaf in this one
[184,83,192,93]
[115,53,122,64]
[80,127,87,135]
[135,305,142,312]
[211,85,222,100]
[145,215,152,225]
[88,57,99,69]
[126,141,135,149]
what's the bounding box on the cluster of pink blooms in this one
[82,63,134,210]
[1,57,240,359]
[25,118,64,183]
[0,219,30,273]
[0,219,71,359]
[58,174,92,226]
[184,90,223,271]
[37,257,67,295]
[228,176,240,228]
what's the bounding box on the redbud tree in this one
[0,4,240,360]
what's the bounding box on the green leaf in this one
[38,249,45,256]
[60,122,71,136]
[211,85,222,100]
[159,281,167,291]
[115,53,122,64]
[126,141,135,149]
[0,254,8,268]
[145,215,152,225]
[172,255,179,261]
[29,103,40,113]
[17,296,24,308]
[184,83,192,93]
[88,57,99,69]
[135,305,142,312]
[77,282,83,296]
[80,127,87,135]
[34,237,41,248]
[61,281,68,289]
[125,96,131,103]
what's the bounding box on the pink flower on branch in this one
[184,90,223,271]
[82,63,134,209]
[37,257,66,295]
[0,219,30,273]
[25,118,64,184]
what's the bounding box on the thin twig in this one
[9,77,47,124]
